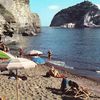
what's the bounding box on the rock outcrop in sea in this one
[50,1,100,28]
[0,0,41,37]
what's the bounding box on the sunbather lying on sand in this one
[46,67,65,78]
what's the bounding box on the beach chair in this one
[65,80,91,99]
[74,86,91,99]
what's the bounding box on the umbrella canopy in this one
[0,50,10,59]
[0,50,15,59]
[26,50,43,56]
[32,56,45,64]
[7,58,37,70]
[0,52,37,100]
[0,58,37,70]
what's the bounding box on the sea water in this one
[13,27,100,82]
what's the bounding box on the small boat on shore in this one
[47,60,74,69]
[47,60,66,67]
[96,71,100,73]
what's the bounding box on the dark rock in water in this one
[3,36,18,45]
[50,1,100,28]
[19,27,37,36]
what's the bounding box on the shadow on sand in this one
[46,87,82,100]
[46,87,100,100]
[46,87,62,95]
[0,73,27,81]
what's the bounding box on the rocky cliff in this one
[0,0,40,37]
[50,1,100,28]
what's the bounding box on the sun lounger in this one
[74,86,91,99]
[65,80,92,99]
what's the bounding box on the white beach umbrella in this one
[2,57,37,100]
[0,51,37,100]
[0,57,37,71]
[26,50,43,55]
[6,58,37,70]
[0,50,37,70]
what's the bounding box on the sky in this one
[30,0,100,26]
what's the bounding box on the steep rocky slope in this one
[50,1,100,28]
[0,0,40,37]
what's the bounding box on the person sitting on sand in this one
[68,80,79,91]
[60,77,68,92]
[46,67,65,78]
[50,66,59,76]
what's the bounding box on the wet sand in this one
[0,64,100,100]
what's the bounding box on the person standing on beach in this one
[19,48,23,57]
[0,42,9,52]
[48,50,52,60]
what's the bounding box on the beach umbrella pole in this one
[16,69,19,100]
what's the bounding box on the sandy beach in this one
[0,63,100,100]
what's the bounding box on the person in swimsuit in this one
[48,50,52,60]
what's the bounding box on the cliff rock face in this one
[50,1,100,28]
[31,13,41,33]
[0,0,40,37]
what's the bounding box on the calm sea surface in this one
[15,27,100,81]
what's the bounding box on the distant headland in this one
[0,0,41,37]
[50,1,100,28]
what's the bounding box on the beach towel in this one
[54,74,65,78]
